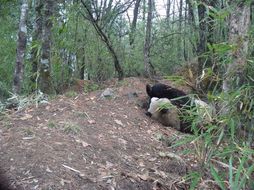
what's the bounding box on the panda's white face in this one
[148,97,172,116]
[147,97,181,129]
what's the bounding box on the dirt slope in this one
[0,77,195,190]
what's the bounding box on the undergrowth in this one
[169,59,254,189]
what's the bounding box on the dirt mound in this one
[0,77,194,190]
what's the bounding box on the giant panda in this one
[146,83,215,133]
[146,97,181,131]
[146,83,191,108]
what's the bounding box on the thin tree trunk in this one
[144,0,155,78]
[251,2,254,24]
[183,2,188,61]
[207,1,216,46]
[80,48,86,80]
[142,0,146,21]
[129,0,141,46]
[172,0,175,29]
[223,2,251,92]
[81,0,124,80]
[197,3,207,76]
[178,0,183,59]
[39,0,55,94]
[13,0,28,94]
[186,0,194,23]
[186,0,197,57]
[179,0,183,32]
[166,0,171,23]
[30,0,43,90]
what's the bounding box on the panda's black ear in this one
[146,84,153,97]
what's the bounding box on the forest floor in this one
[0,77,210,190]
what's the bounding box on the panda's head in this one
[146,97,181,130]
[146,97,173,117]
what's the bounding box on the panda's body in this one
[146,83,191,108]
[146,97,181,131]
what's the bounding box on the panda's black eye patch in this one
[145,112,152,117]
[160,108,169,114]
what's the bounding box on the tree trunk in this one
[207,1,217,46]
[178,0,183,59]
[251,2,254,24]
[183,2,188,61]
[186,0,197,57]
[197,2,207,76]
[80,0,124,80]
[30,0,43,91]
[80,51,86,80]
[144,0,155,78]
[172,0,175,29]
[142,0,146,21]
[179,0,183,32]
[129,0,141,46]
[166,0,171,23]
[222,2,251,92]
[13,0,28,94]
[186,0,194,24]
[39,0,55,94]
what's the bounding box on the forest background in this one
[0,0,254,189]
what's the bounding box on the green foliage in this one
[170,87,254,188]
[210,148,254,190]
[83,82,99,93]
[208,43,235,55]
[23,128,34,136]
[184,172,201,190]
[0,81,10,101]
[157,100,175,112]
[0,115,12,128]
[73,111,87,118]
[228,156,254,190]
[217,84,254,142]
[210,166,226,190]
[48,121,58,129]
[64,90,78,98]
[164,75,187,86]
[64,123,80,134]
[0,1,18,100]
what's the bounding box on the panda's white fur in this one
[147,97,181,130]
[192,99,215,125]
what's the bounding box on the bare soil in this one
[0,77,200,190]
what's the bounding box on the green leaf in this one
[216,128,225,146]
[210,166,226,190]
[239,163,254,188]
[229,156,234,188]
[228,118,235,140]
[186,172,201,190]
[170,135,197,148]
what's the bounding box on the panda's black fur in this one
[146,83,191,108]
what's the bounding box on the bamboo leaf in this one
[210,166,226,190]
